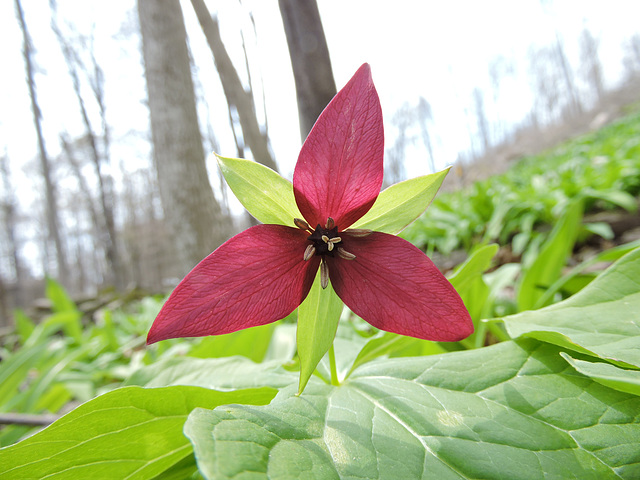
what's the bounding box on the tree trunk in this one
[190,0,278,172]
[138,0,230,273]
[15,0,69,285]
[278,0,336,140]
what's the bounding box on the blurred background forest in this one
[1,0,640,329]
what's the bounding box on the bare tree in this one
[384,103,414,186]
[278,0,336,140]
[488,55,515,142]
[578,28,604,105]
[15,0,69,285]
[622,34,640,78]
[0,154,25,311]
[138,0,231,273]
[472,87,490,153]
[190,0,278,172]
[528,45,564,123]
[416,97,436,173]
[50,5,124,289]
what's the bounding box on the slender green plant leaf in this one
[185,339,640,479]
[216,154,301,225]
[351,168,449,234]
[345,332,422,379]
[560,353,640,396]
[297,273,343,393]
[0,386,276,480]
[517,198,583,311]
[503,246,640,367]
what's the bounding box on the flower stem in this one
[329,344,340,386]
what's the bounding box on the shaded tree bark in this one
[190,0,278,172]
[138,0,230,273]
[278,0,336,140]
[15,0,69,284]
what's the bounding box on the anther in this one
[303,244,316,261]
[337,247,356,260]
[326,217,335,230]
[320,260,329,288]
[294,218,311,231]
[345,228,373,237]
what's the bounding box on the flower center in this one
[307,224,341,257]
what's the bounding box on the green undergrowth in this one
[1,112,640,479]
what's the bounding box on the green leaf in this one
[351,168,449,234]
[535,239,640,307]
[45,277,77,313]
[125,356,297,390]
[517,198,583,311]
[188,323,276,363]
[0,386,276,480]
[184,339,640,479]
[297,274,343,393]
[448,243,498,320]
[345,332,432,379]
[503,246,640,367]
[560,353,640,396]
[216,154,301,225]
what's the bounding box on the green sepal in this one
[216,154,301,226]
[296,271,343,394]
[351,168,449,234]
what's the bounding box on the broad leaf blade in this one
[217,154,301,225]
[185,339,640,479]
[297,273,343,393]
[0,386,276,480]
[352,168,449,234]
[503,246,640,367]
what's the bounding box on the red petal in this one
[147,225,320,344]
[328,233,473,341]
[293,63,384,230]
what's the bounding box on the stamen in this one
[326,217,335,230]
[320,259,329,288]
[303,244,316,261]
[345,228,373,237]
[337,247,356,260]
[294,218,311,231]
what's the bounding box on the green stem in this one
[329,344,340,386]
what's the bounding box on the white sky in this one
[1,0,639,226]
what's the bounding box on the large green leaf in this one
[297,274,343,393]
[217,154,301,225]
[503,247,640,367]
[0,386,275,480]
[184,339,640,479]
[351,169,449,234]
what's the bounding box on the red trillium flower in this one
[147,64,473,345]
